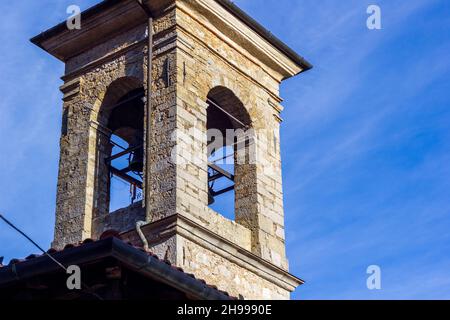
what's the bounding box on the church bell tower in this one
[31,0,311,299]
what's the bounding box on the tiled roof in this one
[0,232,236,300]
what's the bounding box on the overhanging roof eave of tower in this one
[30,0,312,77]
[216,0,312,75]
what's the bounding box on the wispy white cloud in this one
[253,0,450,299]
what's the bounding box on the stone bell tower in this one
[31,0,311,299]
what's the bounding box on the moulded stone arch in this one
[205,85,258,243]
[200,73,264,128]
[91,75,143,125]
[87,75,145,238]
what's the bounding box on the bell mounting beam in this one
[208,162,235,202]
[106,145,144,190]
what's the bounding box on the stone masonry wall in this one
[179,236,290,300]
[54,9,178,248]
[120,219,291,300]
[174,3,288,269]
[52,0,296,300]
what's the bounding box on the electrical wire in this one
[0,214,67,271]
[0,213,103,300]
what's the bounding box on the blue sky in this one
[1,0,449,300]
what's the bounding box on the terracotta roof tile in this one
[0,232,238,300]
[25,254,40,260]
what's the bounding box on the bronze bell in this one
[208,186,215,205]
[129,145,144,173]
[128,129,144,173]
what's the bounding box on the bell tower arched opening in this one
[206,86,254,223]
[91,78,146,237]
